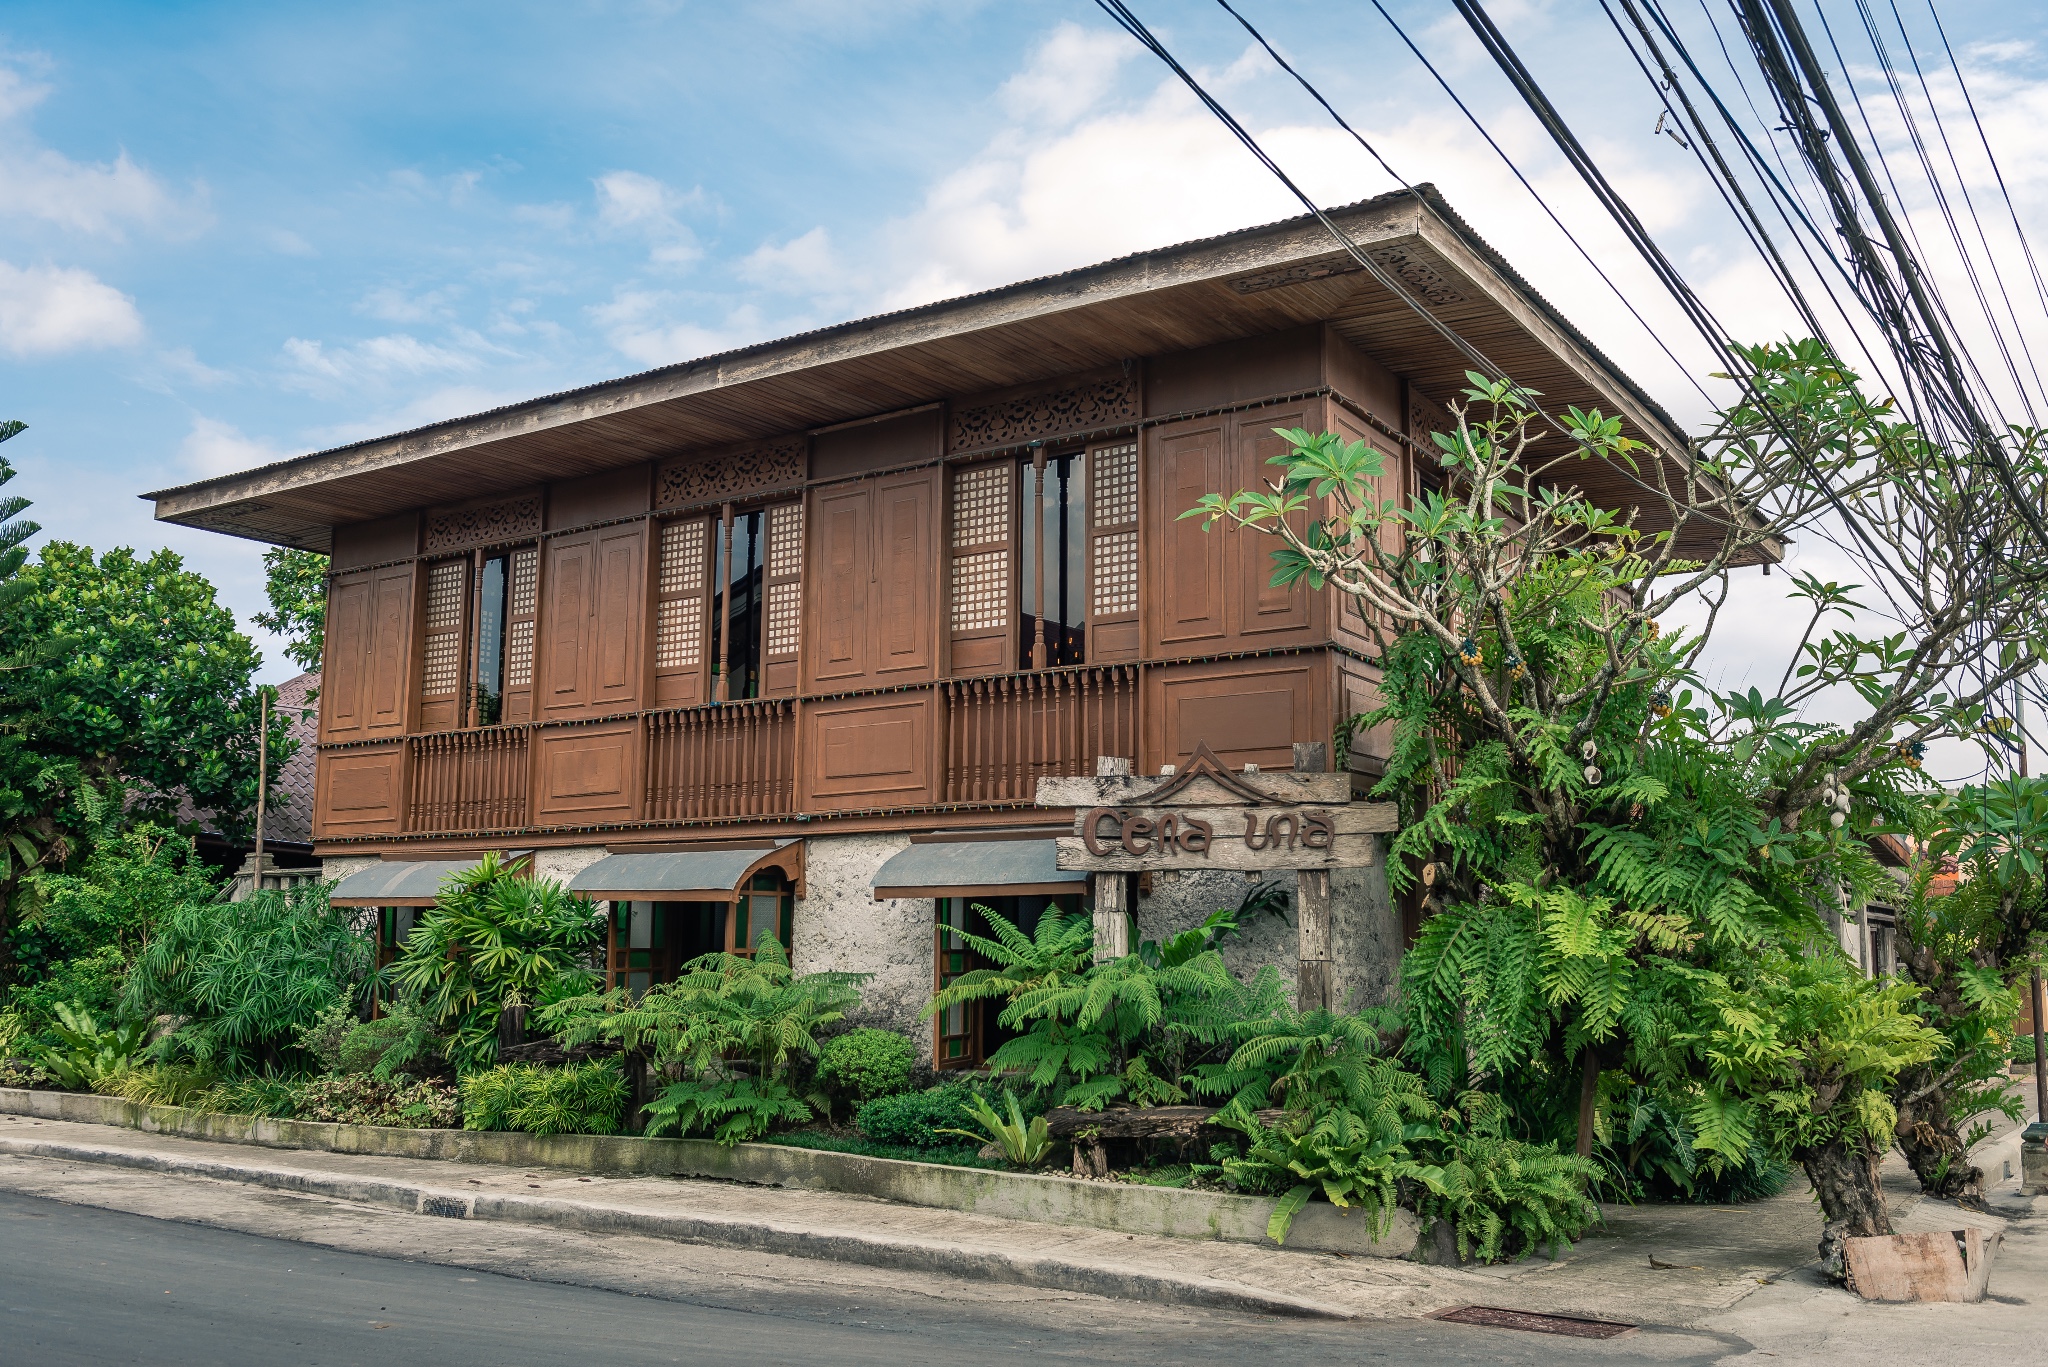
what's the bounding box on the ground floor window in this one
[731,871,795,959]
[607,874,797,994]
[931,892,1084,1069]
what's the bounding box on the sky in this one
[2,0,2042,784]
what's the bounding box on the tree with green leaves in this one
[1884,776,2048,1204]
[253,547,329,674]
[1190,346,2048,1256]
[0,540,291,984]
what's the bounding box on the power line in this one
[1212,0,1716,407]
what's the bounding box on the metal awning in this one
[568,840,802,903]
[330,858,490,907]
[872,840,1086,900]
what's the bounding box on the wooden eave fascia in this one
[1410,207,1783,565]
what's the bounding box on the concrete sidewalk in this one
[0,1104,2030,1336]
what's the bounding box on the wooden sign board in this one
[1035,742,1396,874]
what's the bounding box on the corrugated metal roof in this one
[329,857,487,906]
[567,841,797,901]
[871,840,1086,899]
[140,184,1681,506]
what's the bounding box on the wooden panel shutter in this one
[502,546,538,724]
[948,460,1014,676]
[762,501,803,697]
[804,481,871,690]
[653,517,711,708]
[541,533,594,717]
[872,467,937,683]
[321,571,371,739]
[419,557,468,731]
[1085,439,1139,662]
[588,524,647,712]
[366,565,416,735]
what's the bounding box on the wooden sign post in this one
[1036,741,1397,1010]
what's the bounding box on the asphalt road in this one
[0,1188,1748,1367]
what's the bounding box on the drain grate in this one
[1432,1305,1637,1339]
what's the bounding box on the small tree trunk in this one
[1575,1050,1599,1158]
[1798,1135,1891,1282]
[1893,1067,1984,1205]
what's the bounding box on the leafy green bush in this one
[384,855,602,1071]
[293,1074,459,1128]
[340,1001,444,1079]
[1208,1103,1428,1244]
[1409,1130,1600,1264]
[25,1002,148,1090]
[543,937,863,1145]
[817,1028,916,1111]
[459,1061,628,1136]
[123,881,370,1071]
[7,803,223,1043]
[856,1083,983,1149]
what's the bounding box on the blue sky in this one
[2,1,2042,777]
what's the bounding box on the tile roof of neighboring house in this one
[264,670,320,848]
[171,670,320,850]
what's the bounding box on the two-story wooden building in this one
[148,187,1692,1061]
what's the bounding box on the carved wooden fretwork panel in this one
[1230,245,1467,307]
[423,495,542,553]
[1408,387,1453,465]
[949,374,1138,453]
[656,439,806,510]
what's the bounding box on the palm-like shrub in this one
[541,937,864,1144]
[122,882,371,1072]
[383,855,602,1071]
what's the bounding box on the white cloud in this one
[359,284,457,323]
[0,57,204,241]
[261,227,316,256]
[143,346,233,391]
[0,62,52,121]
[302,385,533,449]
[593,170,705,267]
[279,332,484,397]
[590,289,771,366]
[740,227,843,293]
[0,260,144,355]
[998,22,1133,127]
[178,416,285,476]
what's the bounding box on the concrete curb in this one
[0,1087,1416,1258]
[0,1133,1352,1320]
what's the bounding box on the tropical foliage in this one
[383,854,603,1071]
[123,880,372,1072]
[542,936,863,1144]
[460,1059,629,1136]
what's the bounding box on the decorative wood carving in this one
[949,373,1138,453]
[1230,245,1466,307]
[657,439,806,510]
[423,495,542,552]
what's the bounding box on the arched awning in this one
[568,839,803,902]
[871,838,1085,900]
[330,856,502,907]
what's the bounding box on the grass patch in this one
[761,1127,1009,1170]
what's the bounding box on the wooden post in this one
[1030,447,1048,671]
[1091,754,1131,962]
[1293,740,1332,1011]
[2033,965,2046,1127]
[715,502,733,702]
[253,686,269,869]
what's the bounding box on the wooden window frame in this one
[1084,439,1139,663]
[933,897,984,1069]
[419,556,470,731]
[947,460,1016,677]
[653,516,713,708]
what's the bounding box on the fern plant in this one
[541,936,864,1144]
